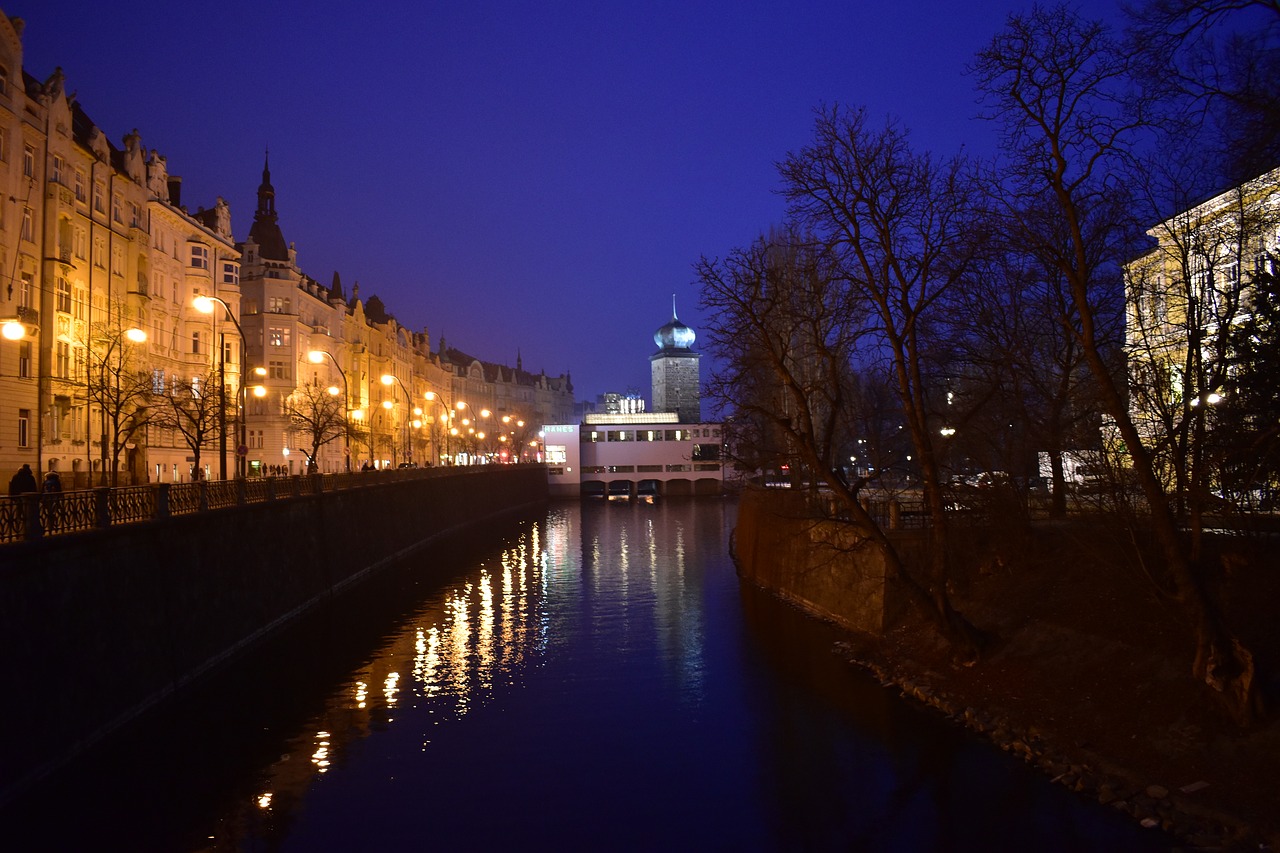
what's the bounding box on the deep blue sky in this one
[20,1,1123,404]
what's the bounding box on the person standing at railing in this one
[41,469,62,534]
[8,464,36,495]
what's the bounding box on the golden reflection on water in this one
[241,508,718,838]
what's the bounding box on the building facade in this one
[545,308,722,498]
[0,13,573,489]
[1124,166,1280,451]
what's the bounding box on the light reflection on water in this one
[4,500,1176,853]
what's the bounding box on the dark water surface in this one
[6,499,1174,852]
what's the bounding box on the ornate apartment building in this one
[0,13,572,489]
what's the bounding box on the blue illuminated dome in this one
[653,309,696,352]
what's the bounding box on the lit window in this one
[268,326,291,348]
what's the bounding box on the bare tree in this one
[285,380,347,473]
[776,106,989,657]
[148,367,230,482]
[77,323,153,486]
[973,4,1263,722]
[1125,0,1280,181]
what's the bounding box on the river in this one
[5,498,1172,851]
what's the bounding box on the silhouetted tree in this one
[973,3,1263,723]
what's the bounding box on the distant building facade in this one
[1124,166,1280,458]
[545,307,721,498]
[0,13,572,489]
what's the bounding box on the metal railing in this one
[0,464,537,545]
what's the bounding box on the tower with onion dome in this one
[650,299,701,424]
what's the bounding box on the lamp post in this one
[381,373,413,466]
[193,295,246,478]
[423,390,455,465]
[100,327,147,486]
[310,349,352,472]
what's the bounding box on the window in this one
[23,145,34,177]
[269,360,290,380]
[93,182,104,213]
[249,429,264,450]
[92,235,105,268]
[267,296,291,314]
[51,155,63,184]
[128,202,140,228]
[20,206,33,242]
[74,226,86,258]
[192,331,202,355]
[55,341,70,379]
[111,244,124,275]
[112,193,122,223]
[56,277,71,313]
[268,326,290,348]
[222,262,239,286]
[17,410,29,448]
[74,169,86,201]
[151,369,166,394]
[17,273,31,308]
[224,339,234,365]
[18,342,30,378]
[190,244,209,269]
[0,67,6,97]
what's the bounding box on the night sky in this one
[21,1,1123,405]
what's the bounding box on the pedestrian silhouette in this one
[8,464,37,495]
[43,470,62,493]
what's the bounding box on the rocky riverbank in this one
[827,517,1280,852]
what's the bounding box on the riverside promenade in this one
[0,464,548,803]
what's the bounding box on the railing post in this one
[95,488,112,529]
[236,478,248,506]
[22,495,43,541]
[198,480,209,512]
[266,478,277,501]
[156,483,171,520]
[889,499,901,530]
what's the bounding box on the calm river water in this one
[8,498,1173,852]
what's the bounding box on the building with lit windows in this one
[1124,166,1280,453]
[0,14,241,487]
[544,310,723,498]
[0,12,573,488]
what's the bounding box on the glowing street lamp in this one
[308,349,351,472]
[193,295,247,478]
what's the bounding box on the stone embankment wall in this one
[0,466,546,802]
[733,487,905,634]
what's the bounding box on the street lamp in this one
[309,349,351,472]
[381,373,413,466]
[101,327,147,486]
[423,390,453,465]
[193,295,247,478]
